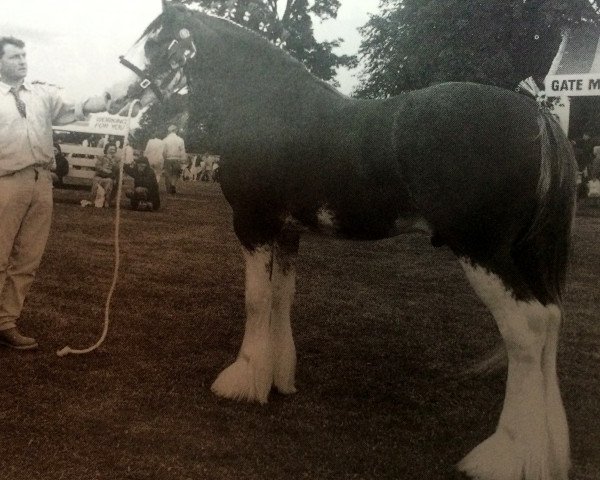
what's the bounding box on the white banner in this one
[545,74,600,96]
[88,114,130,135]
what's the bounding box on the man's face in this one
[0,44,27,83]
[107,146,117,156]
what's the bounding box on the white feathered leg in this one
[212,247,274,403]
[542,305,570,479]
[270,247,297,395]
[457,260,569,480]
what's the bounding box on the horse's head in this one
[105,5,199,116]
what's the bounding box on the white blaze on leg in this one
[542,305,570,479]
[457,260,569,480]
[211,247,274,403]
[270,253,297,394]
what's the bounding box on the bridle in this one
[118,27,197,103]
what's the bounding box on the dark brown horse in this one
[105,6,577,479]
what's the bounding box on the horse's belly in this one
[295,205,430,240]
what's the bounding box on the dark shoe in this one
[0,328,38,350]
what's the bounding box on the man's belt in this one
[0,163,50,178]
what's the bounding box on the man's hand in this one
[83,93,110,115]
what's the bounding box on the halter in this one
[118,28,197,103]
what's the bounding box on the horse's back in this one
[391,82,545,256]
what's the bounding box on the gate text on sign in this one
[545,74,600,96]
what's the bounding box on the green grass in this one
[0,181,598,480]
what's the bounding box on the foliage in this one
[131,93,189,150]
[355,0,600,98]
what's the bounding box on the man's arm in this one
[46,85,109,125]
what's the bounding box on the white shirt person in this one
[0,36,108,350]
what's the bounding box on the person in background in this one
[144,135,165,184]
[592,146,600,181]
[162,124,186,194]
[96,134,108,150]
[203,154,216,182]
[0,36,107,349]
[123,143,134,165]
[51,142,69,187]
[123,156,160,211]
[81,144,119,208]
[574,132,596,198]
[211,156,220,182]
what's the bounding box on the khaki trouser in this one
[0,167,53,330]
[163,158,181,192]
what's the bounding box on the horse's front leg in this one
[270,230,299,395]
[212,246,274,404]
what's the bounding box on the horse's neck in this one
[195,28,346,130]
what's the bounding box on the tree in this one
[355,0,599,98]
[170,0,356,84]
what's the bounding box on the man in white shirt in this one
[162,124,186,194]
[144,136,166,184]
[0,36,107,349]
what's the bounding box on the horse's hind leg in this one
[211,246,274,404]
[457,259,569,480]
[270,230,299,395]
[542,306,570,478]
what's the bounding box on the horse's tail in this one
[512,109,577,305]
[454,109,577,381]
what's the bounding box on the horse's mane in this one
[139,14,165,40]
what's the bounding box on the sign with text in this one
[545,74,600,96]
[88,114,129,135]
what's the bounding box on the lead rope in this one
[57,100,141,357]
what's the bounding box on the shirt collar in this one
[0,80,30,94]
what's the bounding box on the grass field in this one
[0,181,598,480]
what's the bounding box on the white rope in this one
[57,100,141,357]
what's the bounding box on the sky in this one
[1,0,380,100]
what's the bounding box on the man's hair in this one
[0,36,25,58]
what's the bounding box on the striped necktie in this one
[9,86,27,118]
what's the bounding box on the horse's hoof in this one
[211,358,271,404]
[457,429,562,480]
[273,383,297,395]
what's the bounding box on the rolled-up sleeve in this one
[44,85,84,125]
